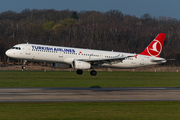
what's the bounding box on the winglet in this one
[139,33,166,57]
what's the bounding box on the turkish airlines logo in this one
[147,40,162,57]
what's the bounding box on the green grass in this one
[0,102,180,120]
[0,71,180,87]
[0,71,180,119]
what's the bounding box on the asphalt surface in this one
[0,87,180,102]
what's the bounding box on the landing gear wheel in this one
[90,70,97,76]
[22,66,26,70]
[76,69,83,75]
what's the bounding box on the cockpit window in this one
[11,47,21,50]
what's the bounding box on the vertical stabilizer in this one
[139,33,166,57]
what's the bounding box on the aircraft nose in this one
[5,50,11,57]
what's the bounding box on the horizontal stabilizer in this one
[150,58,166,62]
[166,59,176,61]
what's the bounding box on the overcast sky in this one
[0,0,180,19]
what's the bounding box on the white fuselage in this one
[5,44,166,69]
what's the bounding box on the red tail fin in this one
[139,33,166,57]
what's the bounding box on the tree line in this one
[0,9,180,65]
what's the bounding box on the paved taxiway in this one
[0,87,180,102]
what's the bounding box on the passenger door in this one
[26,45,31,55]
[59,51,64,58]
[140,58,144,65]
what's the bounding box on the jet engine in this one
[52,63,71,69]
[73,61,91,69]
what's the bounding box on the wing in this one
[76,55,134,65]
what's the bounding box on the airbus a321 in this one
[5,33,166,76]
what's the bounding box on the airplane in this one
[5,33,166,76]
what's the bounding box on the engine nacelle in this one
[52,63,70,69]
[73,61,91,69]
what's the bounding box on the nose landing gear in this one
[22,60,27,70]
[22,66,26,70]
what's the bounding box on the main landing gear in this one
[90,70,97,76]
[76,69,97,76]
[76,69,83,75]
